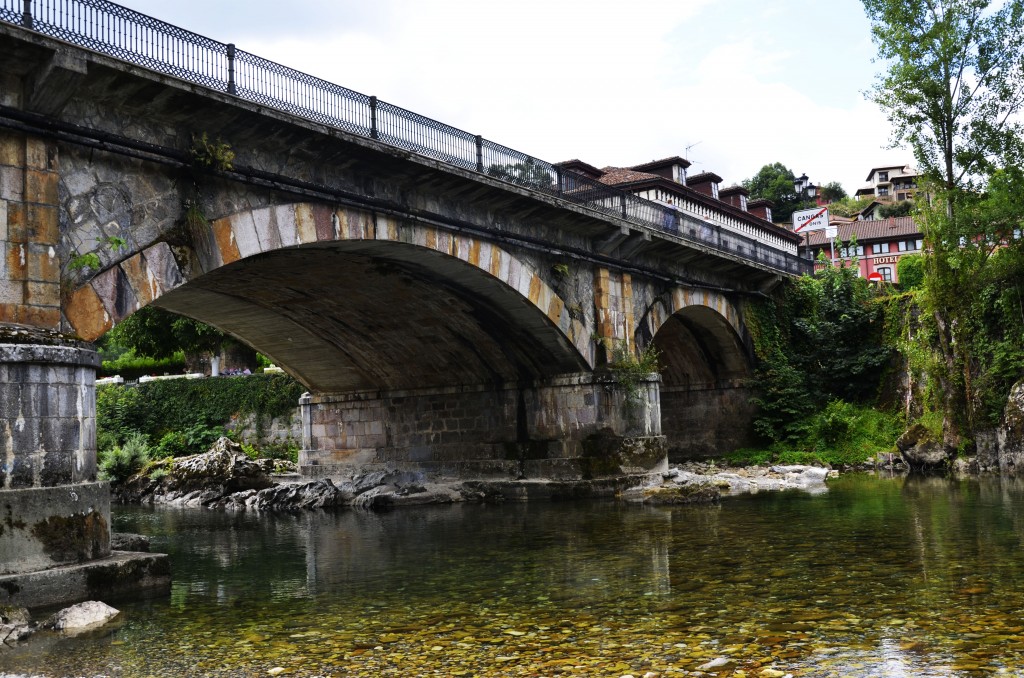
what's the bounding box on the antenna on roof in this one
[685,141,702,161]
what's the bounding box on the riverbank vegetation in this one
[96,374,304,482]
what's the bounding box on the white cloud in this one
[120,0,908,196]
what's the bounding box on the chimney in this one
[718,185,749,211]
[687,171,723,200]
[747,198,774,223]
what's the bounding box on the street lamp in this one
[794,174,817,198]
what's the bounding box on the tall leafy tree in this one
[819,181,848,203]
[742,162,816,223]
[862,0,1024,438]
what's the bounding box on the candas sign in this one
[793,207,830,232]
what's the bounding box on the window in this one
[1014,229,1022,240]
[917,239,924,250]
[711,182,719,199]
[871,243,886,254]
[877,267,893,282]
[878,171,889,181]
[897,192,906,201]
[739,194,747,211]
[840,244,864,258]
[878,187,889,196]
[897,240,920,252]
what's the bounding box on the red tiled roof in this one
[597,167,662,185]
[554,159,604,178]
[718,184,749,197]
[802,216,921,246]
[687,171,723,184]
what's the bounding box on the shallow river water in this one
[5,473,1024,677]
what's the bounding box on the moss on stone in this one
[31,512,108,563]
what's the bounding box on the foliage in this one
[96,373,305,455]
[746,262,893,444]
[742,162,817,223]
[878,200,915,218]
[606,340,661,408]
[896,254,925,289]
[819,181,848,203]
[827,196,877,218]
[103,306,228,360]
[155,424,229,458]
[190,132,235,171]
[98,431,152,484]
[725,401,904,467]
[863,0,1024,441]
[486,158,553,189]
[99,349,186,380]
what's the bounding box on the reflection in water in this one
[5,474,1024,676]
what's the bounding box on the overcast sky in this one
[119,0,910,196]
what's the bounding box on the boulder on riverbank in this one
[897,424,954,472]
[116,437,274,505]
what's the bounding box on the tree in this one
[819,181,848,203]
[486,158,553,190]
[862,0,1024,440]
[878,200,915,218]
[742,162,816,223]
[863,0,1024,196]
[102,306,255,374]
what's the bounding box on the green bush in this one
[98,432,152,484]
[725,400,903,467]
[99,350,187,380]
[155,424,227,458]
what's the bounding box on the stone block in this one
[0,166,24,201]
[25,138,55,172]
[24,169,58,205]
[25,203,58,244]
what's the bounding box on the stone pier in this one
[0,328,169,608]
[300,374,667,481]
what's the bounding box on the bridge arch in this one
[64,202,594,392]
[638,288,757,459]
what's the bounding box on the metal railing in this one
[1,0,812,276]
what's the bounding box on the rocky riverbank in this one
[113,438,841,512]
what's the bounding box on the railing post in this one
[475,135,483,173]
[369,96,379,140]
[556,168,563,195]
[21,0,32,28]
[620,194,627,219]
[226,43,237,95]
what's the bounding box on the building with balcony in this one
[854,164,921,202]
[801,216,924,283]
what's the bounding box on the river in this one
[4,473,1024,676]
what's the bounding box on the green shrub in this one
[99,350,187,380]
[155,424,226,458]
[98,432,152,484]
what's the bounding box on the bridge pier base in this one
[300,374,667,481]
[0,330,169,608]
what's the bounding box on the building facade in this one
[802,217,923,283]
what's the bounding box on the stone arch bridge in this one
[0,6,805,594]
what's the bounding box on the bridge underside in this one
[654,306,756,460]
[152,242,663,479]
[154,242,587,393]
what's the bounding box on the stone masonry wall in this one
[661,381,756,461]
[301,375,663,480]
